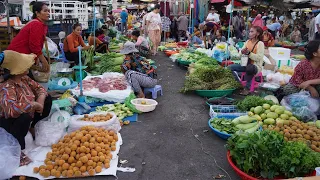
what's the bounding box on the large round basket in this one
[195,89,235,97]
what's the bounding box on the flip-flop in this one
[20,152,32,166]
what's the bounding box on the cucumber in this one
[236,122,258,130]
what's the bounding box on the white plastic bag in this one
[68,112,121,133]
[35,105,69,146]
[42,37,59,59]
[0,128,21,179]
[35,121,66,146]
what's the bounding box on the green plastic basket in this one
[195,89,236,97]
[178,58,193,66]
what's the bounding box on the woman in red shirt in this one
[283,40,320,97]
[7,2,50,76]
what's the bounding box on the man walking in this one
[176,12,189,41]
[120,8,128,34]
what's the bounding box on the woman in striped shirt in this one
[120,42,157,98]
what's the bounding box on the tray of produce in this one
[206,97,235,106]
[208,114,262,140]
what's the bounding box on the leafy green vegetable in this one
[227,130,285,178]
[236,96,274,111]
[227,130,320,179]
[273,141,320,178]
[181,66,241,92]
[210,118,239,134]
[90,52,125,75]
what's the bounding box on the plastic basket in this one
[209,105,247,118]
[227,151,317,180]
[206,97,234,106]
[195,89,236,97]
[208,114,242,140]
[178,58,193,66]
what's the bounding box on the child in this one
[131,30,150,57]
[88,29,109,53]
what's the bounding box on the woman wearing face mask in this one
[228,26,265,95]
[283,41,320,98]
[63,23,91,66]
[7,2,50,78]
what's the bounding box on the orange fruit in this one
[54,171,61,178]
[80,166,87,173]
[33,167,39,173]
[88,169,95,176]
[95,166,102,173]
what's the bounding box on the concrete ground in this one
[18,53,239,180]
[94,53,239,180]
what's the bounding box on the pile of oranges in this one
[79,114,113,122]
[33,126,118,178]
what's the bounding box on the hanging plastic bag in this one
[42,37,59,59]
[0,128,21,179]
[68,112,121,133]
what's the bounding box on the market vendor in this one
[228,26,265,95]
[7,1,50,79]
[262,26,275,48]
[64,23,91,65]
[131,30,150,57]
[290,26,302,43]
[211,29,226,45]
[88,29,109,53]
[120,42,157,98]
[0,50,52,166]
[283,40,320,98]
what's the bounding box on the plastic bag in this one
[35,120,66,146]
[42,37,59,59]
[0,128,21,179]
[68,112,121,133]
[292,107,317,123]
[284,91,320,113]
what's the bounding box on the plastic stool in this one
[144,85,163,99]
[240,72,263,92]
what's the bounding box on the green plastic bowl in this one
[195,89,236,97]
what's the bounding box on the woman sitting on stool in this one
[120,42,157,98]
[228,26,265,95]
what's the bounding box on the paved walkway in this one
[111,53,238,180]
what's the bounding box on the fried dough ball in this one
[95,166,102,173]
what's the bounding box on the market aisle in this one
[108,53,239,180]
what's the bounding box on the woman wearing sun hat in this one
[0,50,52,166]
[120,42,157,98]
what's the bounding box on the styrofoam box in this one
[275,59,300,68]
[268,47,291,61]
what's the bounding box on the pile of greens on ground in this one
[236,96,274,112]
[90,52,124,75]
[181,59,241,92]
[227,130,320,179]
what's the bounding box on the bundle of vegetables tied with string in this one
[181,60,241,92]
